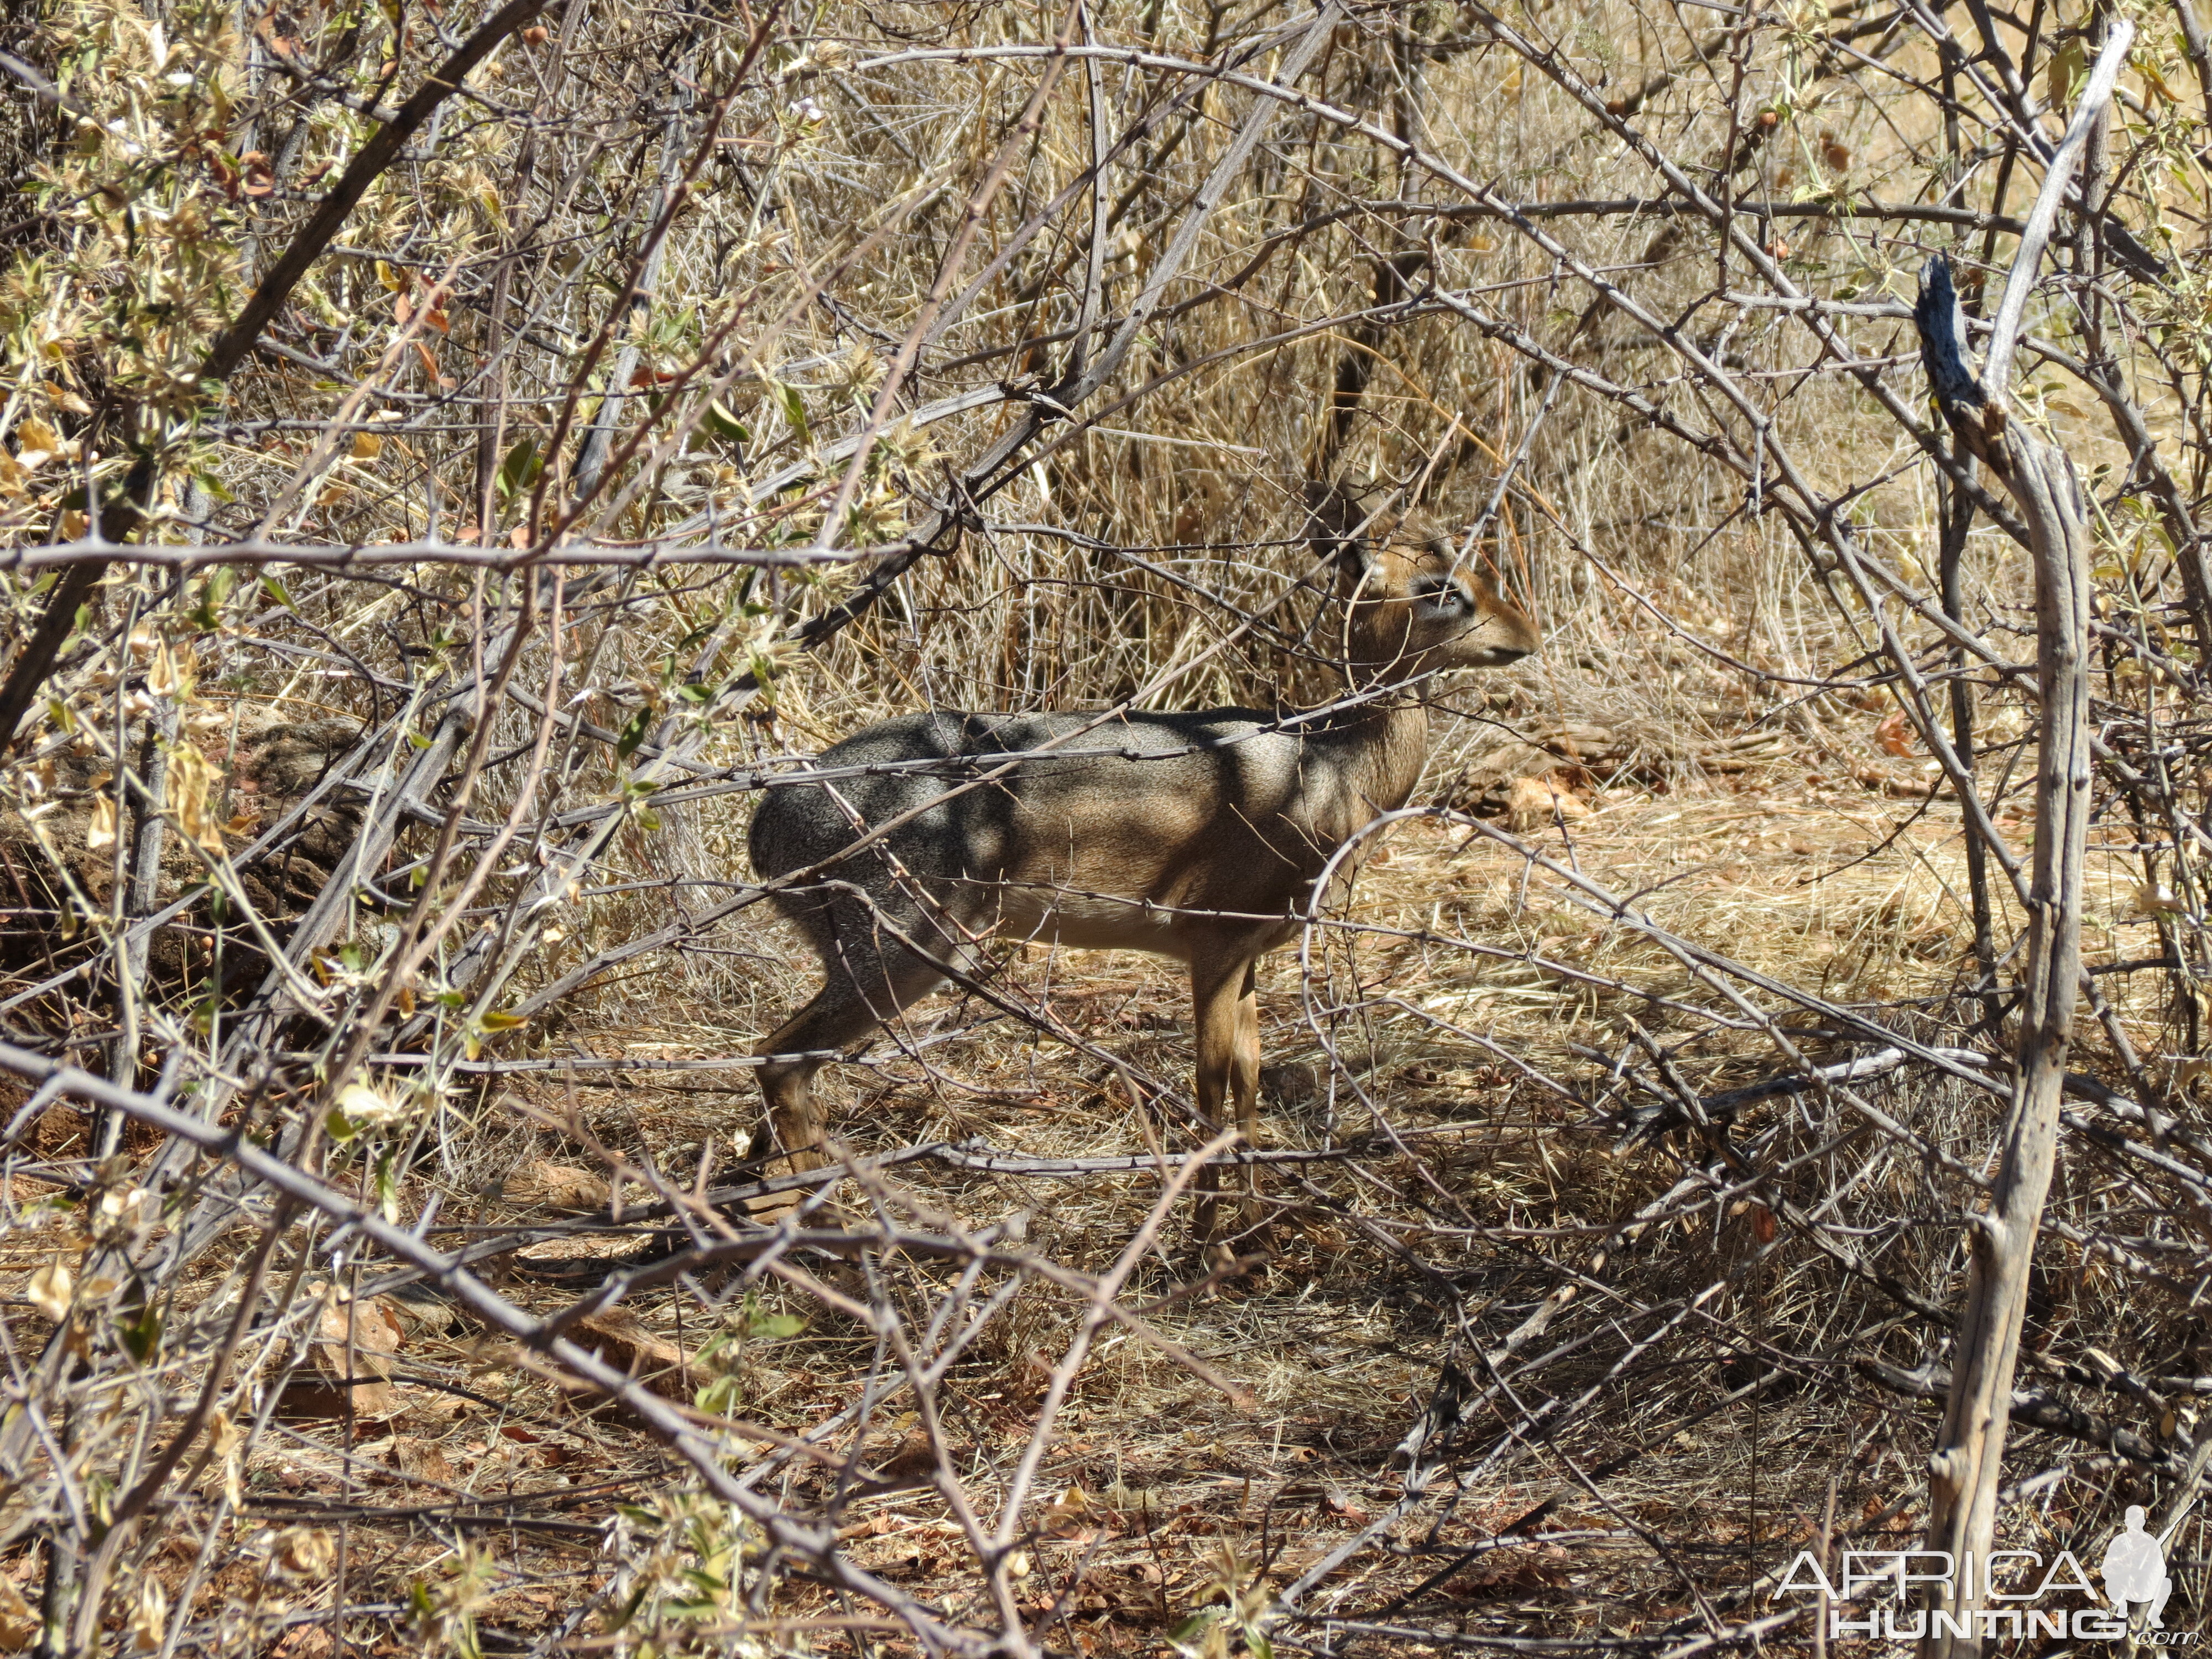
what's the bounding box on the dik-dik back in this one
[747,502,1538,1176]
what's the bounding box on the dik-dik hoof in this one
[1194,1196,1275,1264]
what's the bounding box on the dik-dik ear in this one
[1305,482,1375,579]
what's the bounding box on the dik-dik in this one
[748,495,1540,1178]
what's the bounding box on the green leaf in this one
[700,400,750,446]
[117,1305,162,1364]
[495,436,542,503]
[189,568,234,631]
[774,380,809,444]
[615,707,652,760]
[259,573,294,609]
[2046,37,2086,111]
[375,1147,401,1223]
[325,1107,359,1144]
[750,1311,806,1340]
[694,1373,745,1415]
[477,1009,528,1032]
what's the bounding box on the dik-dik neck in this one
[1297,688,1433,845]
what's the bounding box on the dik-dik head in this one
[1308,488,1541,682]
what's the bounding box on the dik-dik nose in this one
[1467,583,1541,665]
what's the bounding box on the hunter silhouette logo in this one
[2103,1507,2173,1629]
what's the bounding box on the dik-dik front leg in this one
[1191,953,1263,1244]
[1192,956,1262,1142]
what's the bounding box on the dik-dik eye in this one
[1415,576,1469,614]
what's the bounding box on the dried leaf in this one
[14,416,62,469]
[165,740,226,852]
[86,792,116,852]
[127,1578,166,1652]
[0,1579,35,1650]
[273,1526,335,1577]
[26,1260,72,1320]
[1873,709,1917,757]
[575,1309,692,1399]
[146,638,196,698]
[503,1159,609,1212]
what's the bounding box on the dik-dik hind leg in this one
[755,949,947,1178]
[1191,956,1264,1245]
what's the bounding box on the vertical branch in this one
[1937,463,1995,997]
[1914,249,2099,1656]
[1906,35,2133,1651]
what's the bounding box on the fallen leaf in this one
[1506,773,1590,833]
[503,1159,609,1212]
[272,1526,335,1577]
[1874,709,1917,757]
[0,1579,35,1649]
[14,417,63,469]
[298,1294,405,1417]
[575,1309,692,1399]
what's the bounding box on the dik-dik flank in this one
[748,495,1540,1176]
